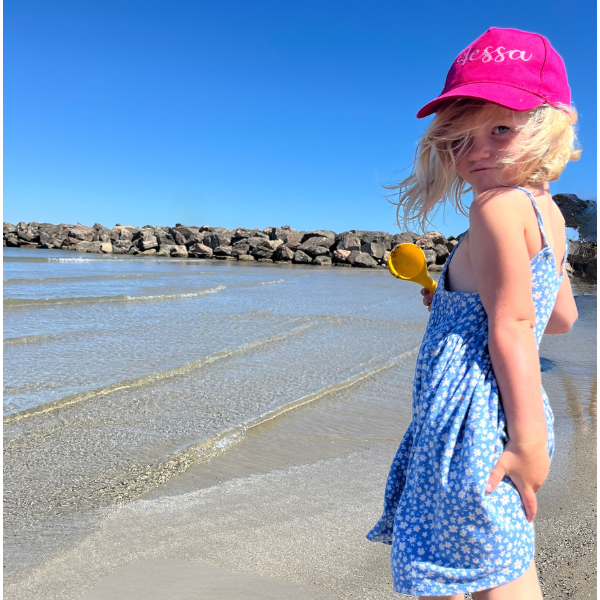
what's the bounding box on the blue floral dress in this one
[367,186,568,596]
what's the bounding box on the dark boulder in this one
[251,241,276,260]
[348,251,377,268]
[361,241,386,260]
[553,193,597,243]
[293,250,312,264]
[335,232,361,252]
[188,243,214,258]
[332,249,351,263]
[273,244,294,262]
[66,224,94,242]
[301,230,336,244]
[391,232,418,247]
[133,229,158,251]
[297,236,333,258]
[283,230,304,250]
[231,242,250,257]
[355,231,392,249]
[214,245,233,257]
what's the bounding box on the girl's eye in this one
[492,125,511,134]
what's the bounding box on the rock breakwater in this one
[3,222,461,271]
[4,191,596,278]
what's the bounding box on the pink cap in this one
[417,27,571,119]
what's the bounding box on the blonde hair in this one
[389,99,581,233]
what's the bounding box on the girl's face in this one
[453,109,531,194]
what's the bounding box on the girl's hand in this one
[485,439,550,522]
[421,287,435,312]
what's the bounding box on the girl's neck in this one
[473,182,550,198]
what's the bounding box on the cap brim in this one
[416,83,545,119]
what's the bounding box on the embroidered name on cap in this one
[456,46,533,65]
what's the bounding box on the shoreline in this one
[4,219,597,280]
[4,372,596,599]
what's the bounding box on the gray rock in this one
[246,236,271,250]
[5,235,19,247]
[335,232,361,252]
[203,229,234,249]
[416,231,448,249]
[348,251,377,268]
[332,249,351,263]
[313,256,332,266]
[298,236,333,258]
[361,241,386,260]
[553,193,597,243]
[415,232,450,265]
[301,230,336,244]
[112,240,132,253]
[231,228,253,243]
[433,244,449,264]
[155,227,177,247]
[265,226,293,243]
[251,241,275,260]
[214,245,233,257]
[273,245,294,262]
[155,245,175,256]
[170,245,189,258]
[231,242,250,257]
[188,243,213,259]
[135,230,159,251]
[111,226,137,242]
[355,231,392,249]
[39,224,65,248]
[422,248,437,266]
[100,243,113,253]
[3,222,17,235]
[93,228,112,243]
[284,230,304,250]
[567,239,597,279]
[67,225,94,243]
[237,254,255,262]
[171,226,201,246]
[16,222,40,244]
[75,241,104,253]
[391,232,418,247]
[293,250,312,264]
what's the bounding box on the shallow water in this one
[3,247,596,587]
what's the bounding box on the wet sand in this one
[6,402,596,600]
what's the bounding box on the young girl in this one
[367,28,580,599]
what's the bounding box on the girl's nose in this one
[467,136,492,162]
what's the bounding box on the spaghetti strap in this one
[512,185,550,248]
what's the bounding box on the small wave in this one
[3,286,227,311]
[3,319,313,423]
[89,345,421,496]
[4,333,64,347]
[3,272,214,286]
[257,279,286,286]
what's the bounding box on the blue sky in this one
[4,0,597,237]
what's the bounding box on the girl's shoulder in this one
[469,186,533,232]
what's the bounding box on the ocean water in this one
[3,247,596,586]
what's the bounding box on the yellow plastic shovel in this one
[387,243,437,293]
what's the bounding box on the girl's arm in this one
[543,271,578,334]
[468,188,550,521]
[469,189,547,443]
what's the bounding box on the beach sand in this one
[8,407,595,600]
